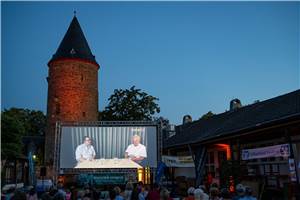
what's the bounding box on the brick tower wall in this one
[45,59,99,165]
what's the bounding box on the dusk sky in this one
[2,1,299,124]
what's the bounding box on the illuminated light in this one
[229,176,235,192]
[215,144,231,160]
[230,185,235,193]
[144,166,151,184]
[32,155,37,160]
[137,168,144,182]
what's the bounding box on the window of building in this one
[82,112,86,117]
[218,151,227,166]
[206,151,216,177]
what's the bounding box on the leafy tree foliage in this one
[99,86,160,121]
[200,111,215,120]
[1,108,46,159]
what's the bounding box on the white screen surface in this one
[59,126,157,168]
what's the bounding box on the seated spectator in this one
[110,190,117,200]
[124,182,133,200]
[241,186,256,200]
[138,185,149,200]
[193,189,204,200]
[160,188,171,200]
[65,189,71,200]
[147,183,160,200]
[27,187,38,200]
[209,187,219,200]
[40,187,51,200]
[198,186,207,194]
[232,184,245,200]
[210,183,218,189]
[11,190,26,200]
[113,187,124,200]
[137,182,144,193]
[6,187,16,200]
[131,185,139,200]
[197,186,209,200]
[57,184,66,200]
[185,187,195,200]
[219,188,230,200]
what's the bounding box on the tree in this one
[155,116,170,129]
[99,86,160,121]
[1,113,25,159]
[200,111,215,120]
[1,108,46,160]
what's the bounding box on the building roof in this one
[49,16,98,66]
[164,89,300,148]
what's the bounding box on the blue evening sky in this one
[2,2,299,124]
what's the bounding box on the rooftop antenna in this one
[74,10,77,17]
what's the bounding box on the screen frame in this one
[53,121,161,176]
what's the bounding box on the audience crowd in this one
[1,182,257,200]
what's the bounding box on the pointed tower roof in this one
[49,16,98,66]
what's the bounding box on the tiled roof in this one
[49,16,98,65]
[164,89,300,148]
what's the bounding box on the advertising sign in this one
[162,156,195,167]
[77,173,126,185]
[242,144,290,160]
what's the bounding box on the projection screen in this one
[59,126,157,168]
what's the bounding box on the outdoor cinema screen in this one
[59,126,157,168]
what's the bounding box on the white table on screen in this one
[75,158,143,169]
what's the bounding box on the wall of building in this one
[174,167,196,178]
[45,59,99,164]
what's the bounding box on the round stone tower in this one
[45,16,99,165]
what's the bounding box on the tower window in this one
[82,112,86,117]
[81,74,84,81]
[54,97,59,102]
[70,48,76,55]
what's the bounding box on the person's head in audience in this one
[220,188,231,200]
[209,187,219,198]
[125,182,134,191]
[187,187,195,197]
[198,185,207,194]
[210,183,218,188]
[83,196,91,200]
[160,188,170,200]
[193,189,203,200]
[53,193,64,200]
[109,190,117,200]
[138,181,143,187]
[152,183,159,190]
[11,190,26,200]
[113,187,121,195]
[28,188,36,196]
[235,184,245,197]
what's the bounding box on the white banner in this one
[242,143,290,160]
[162,156,195,167]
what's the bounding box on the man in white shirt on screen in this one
[125,135,147,162]
[75,136,96,163]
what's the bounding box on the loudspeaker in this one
[40,166,46,177]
